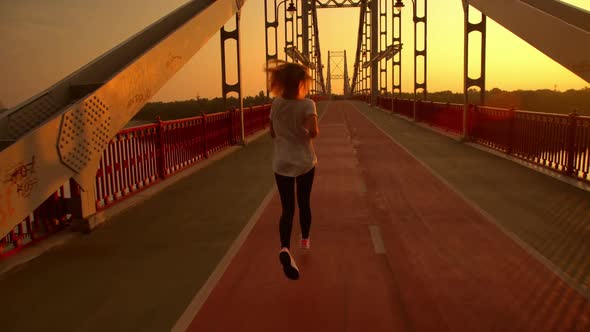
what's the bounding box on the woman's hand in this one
[305,114,319,138]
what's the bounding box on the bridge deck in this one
[1,101,590,331]
[186,101,590,331]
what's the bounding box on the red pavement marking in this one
[185,101,590,332]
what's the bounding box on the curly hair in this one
[266,60,313,99]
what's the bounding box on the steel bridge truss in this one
[348,0,424,104]
[264,0,325,96]
[264,0,422,103]
[326,50,351,96]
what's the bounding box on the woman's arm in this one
[305,114,319,138]
[270,121,276,138]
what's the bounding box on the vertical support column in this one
[462,0,487,140]
[301,0,311,94]
[220,14,244,144]
[392,4,402,98]
[310,2,325,94]
[307,1,316,94]
[379,0,388,96]
[370,0,379,105]
[264,0,279,98]
[413,0,427,120]
[300,0,310,59]
[352,2,367,96]
[343,50,350,96]
[363,7,370,98]
[327,51,332,96]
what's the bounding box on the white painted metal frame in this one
[468,0,590,84]
[0,0,246,237]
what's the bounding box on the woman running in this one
[267,61,319,280]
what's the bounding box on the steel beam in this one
[311,2,326,93]
[363,44,402,68]
[315,0,363,8]
[462,0,486,140]
[378,0,388,95]
[0,0,245,238]
[221,13,244,144]
[285,46,315,68]
[468,0,590,83]
[264,0,278,98]
[370,0,379,104]
[351,1,367,94]
[392,6,401,98]
[413,0,427,101]
[344,50,350,96]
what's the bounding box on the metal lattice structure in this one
[221,14,244,144]
[391,5,402,98]
[315,0,363,8]
[0,0,247,237]
[326,50,350,96]
[264,0,324,96]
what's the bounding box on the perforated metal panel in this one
[8,94,59,139]
[57,96,112,173]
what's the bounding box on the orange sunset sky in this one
[0,0,588,109]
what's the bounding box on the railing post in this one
[506,108,515,155]
[229,108,235,145]
[565,111,579,176]
[461,103,472,142]
[155,117,166,179]
[202,112,208,158]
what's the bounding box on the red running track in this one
[186,101,590,332]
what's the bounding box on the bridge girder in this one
[315,0,363,8]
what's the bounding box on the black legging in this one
[275,167,315,249]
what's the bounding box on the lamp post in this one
[277,0,297,61]
[275,0,297,27]
[265,0,297,97]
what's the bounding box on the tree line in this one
[135,87,589,122]
[132,91,270,122]
[390,87,590,116]
[0,87,587,122]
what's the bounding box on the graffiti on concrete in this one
[3,156,38,199]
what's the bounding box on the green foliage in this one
[133,91,270,121]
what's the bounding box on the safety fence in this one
[375,96,590,183]
[1,105,271,257]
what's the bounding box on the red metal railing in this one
[0,180,78,258]
[468,106,513,152]
[372,96,590,183]
[2,104,271,257]
[416,101,464,135]
[95,105,271,210]
[95,124,161,210]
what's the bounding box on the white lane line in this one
[369,225,386,254]
[170,188,276,332]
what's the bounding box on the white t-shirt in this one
[270,97,318,177]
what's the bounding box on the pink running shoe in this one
[300,238,311,249]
